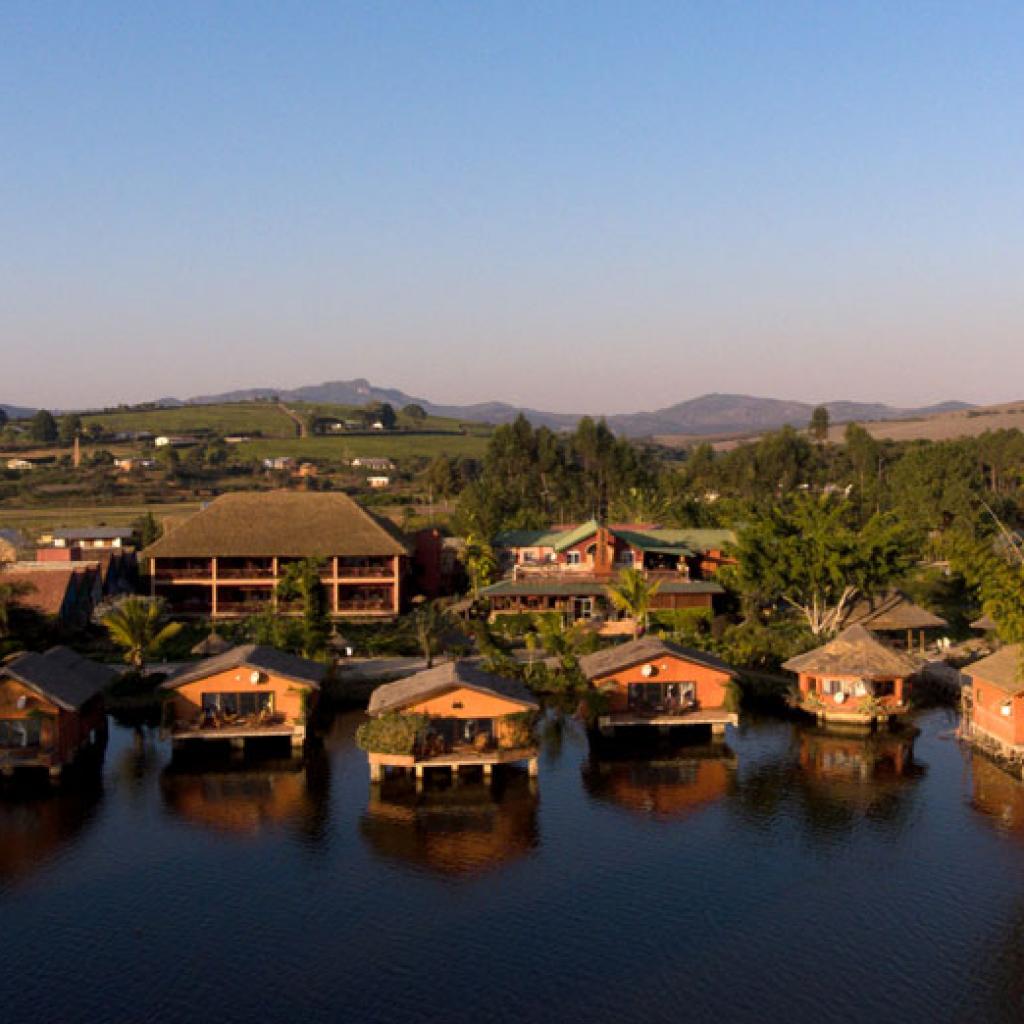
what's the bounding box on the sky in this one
[2,2,1023,414]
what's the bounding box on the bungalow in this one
[160,644,325,751]
[49,526,135,550]
[362,661,540,783]
[0,647,112,779]
[577,637,739,738]
[841,589,948,653]
[962,645,1024,762]
[367,475,390,489]
[484,520,732,629]
[144,490,411,620]
[783,624,920,726]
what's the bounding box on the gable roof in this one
[577,637,738,681]
[143,491,410,559]
[493,523,737,555]
[843,590,948,632]
[53,527,134,542]
[368,660,539,715]
[782,624,921,679]
[963,645,1024,694]
[0,564,96,618]
[161,645,326,690]
[1,646,115,711]
[971,613,999,632]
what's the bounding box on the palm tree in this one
[100,596,183,672]
[462,534,498,598]
[607,567,661,639]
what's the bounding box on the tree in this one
[277,558,330,657]
[134,511,162,548]
[0,408,7,430]
[0,580,30,638]
[809,406,830,444]
[403,403,427,425]
[29,409,58,443]
[732,494,912,636]
[462,534,498,598]
[410,600,450,668]
[59,413,83,445]
[100,596,183,671]
[607,567,661,638]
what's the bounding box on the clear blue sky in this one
[2,2,1022,412]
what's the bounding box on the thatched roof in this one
[143,491,410,559]
[963,645,1024,694]
[368,660,538,715]
[783,625,921,679]
[971,613,999,632]
[191,632,233,657]
[162,644,325,690]
[0,646,115,711]
[577,636,738,682]
[843,590,948,632]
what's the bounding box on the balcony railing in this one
[336,599,392,612]
[512,565,691,582]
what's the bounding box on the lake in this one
[2,706,1024,1024]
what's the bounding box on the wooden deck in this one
[170,723,306,748]
[368,747,539,782]
[597,710,738,732]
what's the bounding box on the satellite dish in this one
[834,691,846,705]
[249,670,262,686]
[641,664,655,678]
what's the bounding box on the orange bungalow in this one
[0,647,112,780]
[962,645,1024,762]
[577,637,739,738]
[362,661,540,783]
[160,645,325,751]
[783,624,919,726]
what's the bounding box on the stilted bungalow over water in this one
[362,661,540,783]
[577,637,739,738]
[161,645,324,751]
[783,625,920,726]
[0,647,112,779]
[962,645,1024,763]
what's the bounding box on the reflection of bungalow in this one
[970,752,1024,832]
[360,776,539,877]
[783,625,919,726]
[798,727,917,783]
[578,637,739,738]
[484,521,732,629]
[160,645,324,750]
[0,647,112,779]
[160,760,315,836]
[962,645,1024,760]
[363,661,539,782]
[582,748,734,820]
[144,491,410,620]
[842,590,948,653]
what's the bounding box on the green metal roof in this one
[493,524,736,555]
[550,519,601,553]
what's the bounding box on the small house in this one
[160,645,325,751]
[842,589,948,653]
[783,624,920,726]
[362,661,539,783]
[963,645,1024,759]
[0,647,112,779]
[577,637,739,738]
[367,475,390,489]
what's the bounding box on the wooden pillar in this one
[711,723,726,739]
[332,557,339,616]
[211,557,218,618]
[369,760,382,783]
[907,628,912,651]
[392,555,401,614]
[271,557,279,610]
[528,757,539,778]
[894,676,904,705]
[482,763,493,780]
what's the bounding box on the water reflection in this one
[160,748,330,841]
[582,744,736,821]
[360,773,540,877]
[971,753,1024,834]
[732,722,924,839]
[0,771,104,885]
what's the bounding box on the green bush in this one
[499,711,538,749]
[355,713,428,754]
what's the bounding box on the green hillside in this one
[82,402,296,437]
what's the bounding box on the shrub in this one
[499,711,538,749]
[355,713,428,755]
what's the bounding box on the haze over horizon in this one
[3,4,1023,412]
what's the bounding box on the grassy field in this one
[234,432,490,463]
[82,402,298,438]
[0,502,203,535]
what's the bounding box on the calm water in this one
[3,706,1024,1024]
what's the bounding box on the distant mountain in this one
[0,403,36,420]
[175,379,974,438]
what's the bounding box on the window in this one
[0,718,42,747]
[201,692,274,716]
[565,551,582,565]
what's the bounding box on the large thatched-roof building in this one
[841,590,948,652]
[144,491,411,620]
